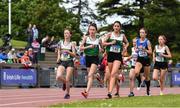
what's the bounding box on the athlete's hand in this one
[139,45,143,49]
[111,40,116,45]
[159,53,164,57]
[135,48,139,52]
[56,59,60,64]
[89,45,95,48]
[99,47,104,53]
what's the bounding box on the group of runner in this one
[55,21,172,99]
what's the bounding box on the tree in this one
[60,0,98,34]
[97,0,180,50]
[0,0,82,42]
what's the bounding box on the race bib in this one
[156,53,164,62]
[110,45,121,53]
[138,49,147,57]
[61,52,70,61]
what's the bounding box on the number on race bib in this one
[61,52,70,61]
[110,45,121,53]
[139,50,147,57]
[156,53,164,62]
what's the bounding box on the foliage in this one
[0,0,82,42]
[61,0,98,34]
[97,0,180,51]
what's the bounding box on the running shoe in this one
[146,90,151,96]
[81,90,88,99]
[137,87,140,91]
[107,93,112,99]
[157,80,160,87]
[62,83,66,91]
[128,92,134,97]
[160,91,163,96]
[64,94,70,99]
[114,92,119,97]
[137,80,145,90]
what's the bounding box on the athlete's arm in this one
[153,47,156,63]
[126,55,132,61]
[99,38,104,53]
[102,33,115,46]
[80,36,93,51]
[162,46,172,58]
[146,40,152,55]
[67,44,77,57]
[56,47,61,63]
[123,34,129,51]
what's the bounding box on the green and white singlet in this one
[155,45,167,62]
[59,40,73,61]
[84,36,99,56]
[106,32,123,53]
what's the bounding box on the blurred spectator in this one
[28,48,34,63]
[7,48,18,63]
[0,34,12,51]
[26,23,33,48]
[99,53,107,71]
[41,35,51,45]
[31,39,40,64]
[32,24,39,41]
[21,51,32,69]
[0,50,8,63]
[168,59,173,68]
[175,62,180,68]
[41,35,57,52]
[80,52,86,66]
[16,49,24,63]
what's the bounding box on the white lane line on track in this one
[0,96,105,107]
[0,94,105,101]
[0,93,61,98]
[0,95,60,101]
[0,99,62,107]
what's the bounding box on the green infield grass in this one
[51,94,180,107]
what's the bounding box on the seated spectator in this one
[28,48,34,63]
[0,50,8,63]
[16,49,24,63]
[21,51,32,69]
[7,48,18,63]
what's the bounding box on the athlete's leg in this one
[104,66,110,91]
[129,68,135,96]
[108,60,121,98]
[65,67,73,95]
[144,66,151,96]
[56,65,66,88]
[159,69,167,95]
[86,64,97,93]
[135,62,143,76]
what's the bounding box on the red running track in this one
[0,87,180,107]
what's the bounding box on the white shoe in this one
[137,87,140,91]
[160,91,163,95]
[146,94,151,96]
